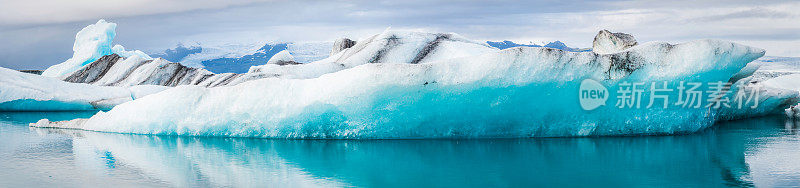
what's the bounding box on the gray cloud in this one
[690,7,796,23]
[0,0,274,27]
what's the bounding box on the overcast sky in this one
[0,0,798,70]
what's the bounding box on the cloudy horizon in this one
[1,0,799,70]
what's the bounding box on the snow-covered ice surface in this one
[0,67,167,111]
[59,29,493,89]
[742,57,800,119]
[749,56,800,83]
[724,57,800,120]
[41,20,152,78]
[31,38,767,138]
[247,31,496,79]
[24,21,796,138]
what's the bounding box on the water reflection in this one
[7,115,798,187]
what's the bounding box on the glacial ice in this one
[0,67,167,111]
[159,42,333,73]
[21,21,797,138]
[41,19,153,78]
[739,57,800,119]
[56,29,495,89]
[245,30,496,79]
[31,38,767,138]
[714,57,800,120]
[592,30,638,54]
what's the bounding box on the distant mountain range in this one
[151,42,330,74]
[150,45,202,63]
[486,40,590,52]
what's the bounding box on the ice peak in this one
[42,19,152,78]
[592,30,638,54]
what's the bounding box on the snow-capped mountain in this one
[149,45,201,63]
[151,42,332,74]
[486,40,590,52]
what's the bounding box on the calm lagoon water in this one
[1,112,799,187]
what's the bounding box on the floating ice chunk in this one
[41,19,152,78]
[41,20,117,78]
[786,105,800,119]
[717,56,800,120]
[0,67,151,111]
[33,38,765,138]
[593,30,638,54]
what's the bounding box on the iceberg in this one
[0,67,167,111]
[245,30,496,79]
[60,54,252,87]
[718,56,800,120]
[592,30,638,54]
[58,30,495,88]
[31,36,766,138]
[41,19,152,78]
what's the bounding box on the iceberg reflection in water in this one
[2,112,800,187]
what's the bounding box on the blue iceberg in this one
[31,33,768,138]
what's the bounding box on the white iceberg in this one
[246,30,496,79]
[0,67,167,111]
[592,30,638,54]
[41,19,152,78]
[714,56,800,120]
[31,37,766,138]
[60,30,497,88]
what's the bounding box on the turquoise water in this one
[1,112,799,187]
